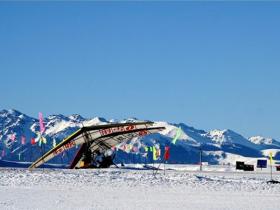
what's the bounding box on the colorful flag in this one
[144,146,149,152]
[152,146,158,161]
[172,127,182,144]
[10,133,16,142]
[31,138,36,145]
[39,112,45,134]
[156,148,161,158]
[269,152,274,165]
[39,136,47,147]
[36,132,47,146]
[21,136,26,145]
[53,139,57,148]
[164,146,170,161]
[132,146,138,153]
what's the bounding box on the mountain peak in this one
[68,114,85,122]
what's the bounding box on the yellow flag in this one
[269,152,274,165]
[152,146,158,161]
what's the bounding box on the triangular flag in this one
[39,112,45,134]
[172,127,182,144]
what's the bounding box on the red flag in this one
[21,136,26,145]
[164,146,170,161]
[31,138,36,145]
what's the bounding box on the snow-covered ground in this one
[1,165,280,210]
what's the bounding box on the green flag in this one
[144,146,149,152]
[152,146,157,161]
[172,127,182,144]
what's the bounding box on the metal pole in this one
[271,163,273,180]
[200,148,202,171]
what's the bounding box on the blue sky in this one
[0,2,280,139]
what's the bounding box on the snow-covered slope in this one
[0,109,279,166]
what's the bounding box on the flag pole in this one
[164,160,166,175]
[270,152,273,181]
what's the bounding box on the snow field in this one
[0,166,280,210]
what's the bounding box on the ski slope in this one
[0,165,280,210]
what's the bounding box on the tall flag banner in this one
[156,148,161,158]
[152,146,158,161]
[18,153,21,161]
[31,138,36,145]
[269,152,274,165]
[53,139,57,148]
[172,127,182,144]
[1,150,5,157]
[164,146,170,161]
[39,112,45,134]
[21,136,26,145]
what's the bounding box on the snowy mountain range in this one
[0,109,279,166]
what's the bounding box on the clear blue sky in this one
[1,2,280,139]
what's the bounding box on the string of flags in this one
[2,116,183,164]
